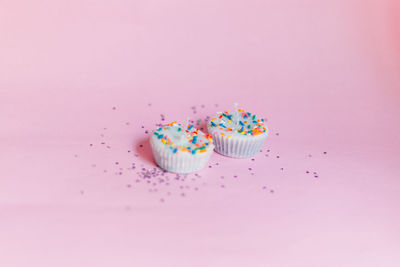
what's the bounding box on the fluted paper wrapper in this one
[209,129,267,158]
[150,136,213,173]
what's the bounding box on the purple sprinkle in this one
[112,107,116,110]
[209,165,212,168]
[262,186,267,190]
[276,133,279,136]
[248,168,252,170]
[306,170,310,174]
[280,168,284,171]
[267,150,270,152]
[314,175,319,178]
[126,184,132,188]
[270,190,274,194]
[139,144,143,148]
[128,150,131,153]
[276,156,280,158]
[89,144,93,146]
[115,162,119,165]
[251,158,255,161]
[141,126,144,128]
[145,130,149,134]
[221,184,225,188]
[234,175,238,178]
[323,152,327,154]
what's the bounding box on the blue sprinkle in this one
[192,136,198,144]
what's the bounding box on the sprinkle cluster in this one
[80,104,330,205]
[153,121,213,154]
[209,109,267,136]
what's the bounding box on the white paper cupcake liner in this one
[209,128,267,158]
[150,136,213,173]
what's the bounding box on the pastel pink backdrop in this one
[1,0,400,266]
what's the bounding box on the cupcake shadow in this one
[133,136,155,165]
[196,121,209,134]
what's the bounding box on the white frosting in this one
[150,122,214,173]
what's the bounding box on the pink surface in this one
[1,0,400,266]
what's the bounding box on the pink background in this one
[1,0,400,266]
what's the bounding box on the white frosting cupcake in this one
[150,122,214,173]
[207,108,268,158]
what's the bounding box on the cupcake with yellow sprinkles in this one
[150,121,214,173]
[207,105,268,158]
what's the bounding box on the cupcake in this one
[150,121,214,173]
[207,108,268,158]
